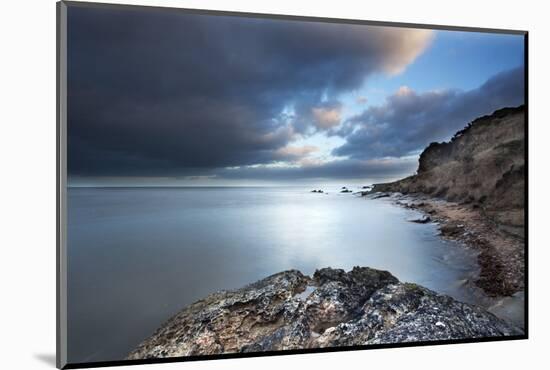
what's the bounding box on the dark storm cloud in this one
[67,5,432,177]
[333,66,525,159]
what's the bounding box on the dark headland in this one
[127,106,525,359]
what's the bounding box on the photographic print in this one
[57,1,527,368]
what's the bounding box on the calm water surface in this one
[68,186,496,362]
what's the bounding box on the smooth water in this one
[67,186,485,363]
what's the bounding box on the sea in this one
[67,186,523,363]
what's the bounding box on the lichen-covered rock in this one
[127,267,521,360]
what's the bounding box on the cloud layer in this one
[67,6,432,178]
[67,6,524,185]
[334,66,525,159]
[219,157,419,182]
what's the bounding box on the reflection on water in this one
[67,186,517,363]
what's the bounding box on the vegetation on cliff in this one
[368,106,526,297]
[372,106,525,238]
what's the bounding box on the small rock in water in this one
[410,216,432,224]
[370,192,390,199]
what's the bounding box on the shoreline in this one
[365,191,525,298]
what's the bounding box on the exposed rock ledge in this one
[127,267,520,359]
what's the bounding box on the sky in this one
[67,5,525,187]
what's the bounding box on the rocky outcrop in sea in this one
[127,267,520,359]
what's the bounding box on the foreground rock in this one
[127,267,520,359]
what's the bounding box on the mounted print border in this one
[57,1,528,368]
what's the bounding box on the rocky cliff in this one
[127,267,520,359]
[372,106,525,238]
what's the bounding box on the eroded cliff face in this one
[372,106,525,238]
[127,267,520,360]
